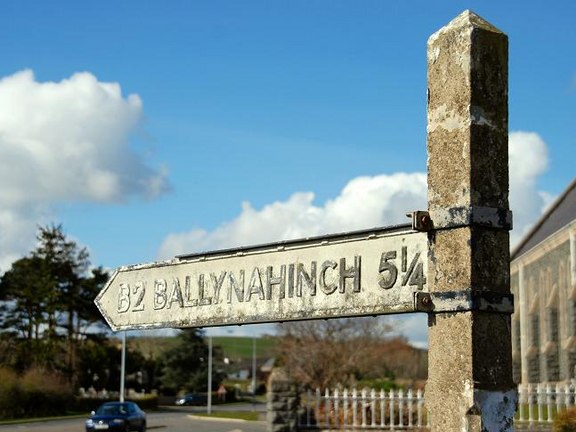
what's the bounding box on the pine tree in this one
[0,224,109,381]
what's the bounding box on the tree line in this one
[0,225,219,402]
[275,317,427,390]
[0,225,108,383]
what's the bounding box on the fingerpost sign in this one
[96,226,428,331]
[95,10,517,431]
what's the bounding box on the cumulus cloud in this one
[0,70,168,204]
[158,132,551,259]
[509,131,551,243]
[158,172,428,258]
[0,70,169,271]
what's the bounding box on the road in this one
[0,406,267,432]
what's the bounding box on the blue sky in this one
[1,1,574,346]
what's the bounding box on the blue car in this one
[174,393,207,406]
[85,401,146,432]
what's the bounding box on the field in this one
[211,336,277,360]
[127,334,278,362]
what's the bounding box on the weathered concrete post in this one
[425,10,517,431]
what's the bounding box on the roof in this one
[512,177,576,260]
[260,357,276,372]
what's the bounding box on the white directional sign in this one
[95,224,428,331]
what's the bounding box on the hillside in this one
[128,334,278,362]
[211,336,277,361]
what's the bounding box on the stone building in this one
[511,178,576,384]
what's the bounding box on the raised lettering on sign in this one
[115,249,426,314]
[95,225,428,330]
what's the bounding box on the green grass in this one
[127,336,180,359]
[515,403,558,421]
[128,335,278,362]
[194,411,260,421]
[0,413,86,425]
[212,336,277,360]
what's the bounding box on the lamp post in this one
[120,331,126,402]
[252,335,256,410]
[207,334,213,415]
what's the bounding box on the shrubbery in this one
[0,367,159,420]
[127,395,158,411]
[0,367,20,419]
[0,367,74,419]
[356,378,399,391]
[554,407,576,432]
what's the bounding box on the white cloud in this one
[509,131,550,244]
[0,70,169,271]
[157,172,428,259]
[158,131,553,347]
[158,132,551,258]
[390,314,428,349]
[0,70,168,204]
[0,203,50,271]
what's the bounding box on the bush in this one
[0,368,21,418]
[129,394,159,410]
[356,378,399,392]
[20,367,74,417]
[554,407,576,432]
[0,367,74,419]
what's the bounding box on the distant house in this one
[511,177,576,384]
[225,357,276,384]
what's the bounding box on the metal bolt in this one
[420,214,430,227]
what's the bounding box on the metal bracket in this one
[414,290,514,314]
[407,206,513,232]
[431,206,513,230]
[407,211,433,232]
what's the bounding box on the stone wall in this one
[267,368,299,432]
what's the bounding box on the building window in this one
[546,351,560,382]
[532,315,540,347]
[547,307,560,382]
[528,355,540,383]
[549,308,559,343]
[528,314,541,383]
[569,352,576,381]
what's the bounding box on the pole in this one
[207,335,213,415]
[425,10,516,431]
[120,331,126,402]
[252,335,256,410]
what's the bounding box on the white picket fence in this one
[299,388,428,430]
[517,383,576,425]
[298,384,576,430]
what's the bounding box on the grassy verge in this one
[0,413,86,425]
[193,411,260,421]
